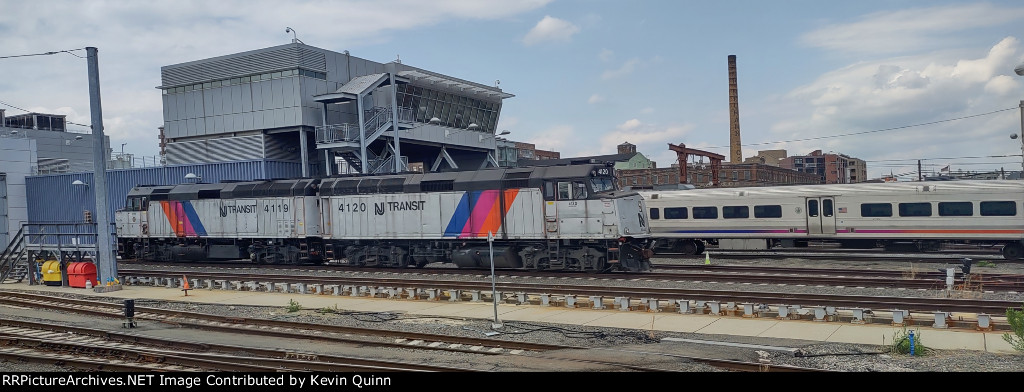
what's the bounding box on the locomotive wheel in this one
[678,240,698,255]
[695,241,706,254]
[1003,243,1023,260]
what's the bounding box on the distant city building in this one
[779,150,865,184]
[742,149,787,166]
[494,141,561,168]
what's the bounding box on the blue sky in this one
[2,0,1023,180]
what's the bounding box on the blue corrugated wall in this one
[27,160,303,223]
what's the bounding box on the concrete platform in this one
[3,282,1017,354]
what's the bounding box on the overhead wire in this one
[0,48,86,60]
[702,106,1019,151]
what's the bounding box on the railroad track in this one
[0,291,820,372]
[120,260,1024,291]
[110,268,1023,330]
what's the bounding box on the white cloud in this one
[527,125,575,152]
[522,15,580,46]
[598,119,694,165]
[640,107,655,114]
[770,36,1024,178]
[587,94,604,104]
[598,48,613,62]
[617,119,643,131]
[801,3,1024,55]
[601,58,640,80]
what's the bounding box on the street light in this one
[184,172,202,182]
[72,179,88,187]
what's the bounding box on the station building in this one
[159,41,513,176]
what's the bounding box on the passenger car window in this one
[861,203,893,217]
[664,207,687,219]
[938,202,972,216]
[898,202,932,217]
[692,207,717,219]
[649,208,660,220]
[980,201,1016,216]
[754,205,782,218]
[722,206,749,219]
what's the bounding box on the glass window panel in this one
[649,208,660,220]
[557,182,571,200]
[938,202,973,216]
[692,207,718,219]
[898,202,932,217]
[860,203,893,217]
[664,207,687,219]
[823,199,834,217]
[272,71,282,78]
[754,205,782,218]
[807,200,819,217]
[241,76,250,83]
[425,99,439,122]
[722,206,749,219]
[980,201,1016,216]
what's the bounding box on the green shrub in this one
[287,299,302,313]
[889,327,931,356]
[1003,304,1024,352]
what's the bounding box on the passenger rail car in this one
[639,180,1024,260]
[115,163,654,272]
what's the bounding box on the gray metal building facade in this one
[26,160,302,224]
[159,42,512,176]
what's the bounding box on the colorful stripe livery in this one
[669,229,808,234]
[159,200,208,237]
[668,228,1024,235]
[443,189,520,238]
[842,229,1024,235]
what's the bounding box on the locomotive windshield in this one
[590,177,617,193]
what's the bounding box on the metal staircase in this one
[0,226,29,284]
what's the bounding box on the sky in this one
[2,0,1024,181]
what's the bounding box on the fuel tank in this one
[451,246,523,269]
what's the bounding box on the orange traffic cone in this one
[181,275,191,296]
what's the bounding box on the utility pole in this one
[87,47,118,290]
[917,160,922,181]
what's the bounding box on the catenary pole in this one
[87,47,118,289]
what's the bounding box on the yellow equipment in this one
[40,259,62,286]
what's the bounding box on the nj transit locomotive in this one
[115,163,654,272]
[639,180,1024,260]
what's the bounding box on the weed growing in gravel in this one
[319,305,339,314]
[976,260,997,268]
[888,327,931,356]
[1003,304,1024,352]
[287,299,302,313]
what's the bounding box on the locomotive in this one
[640,180,1024,260]
[115,163,654,272]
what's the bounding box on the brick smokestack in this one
[728,54,741,163]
